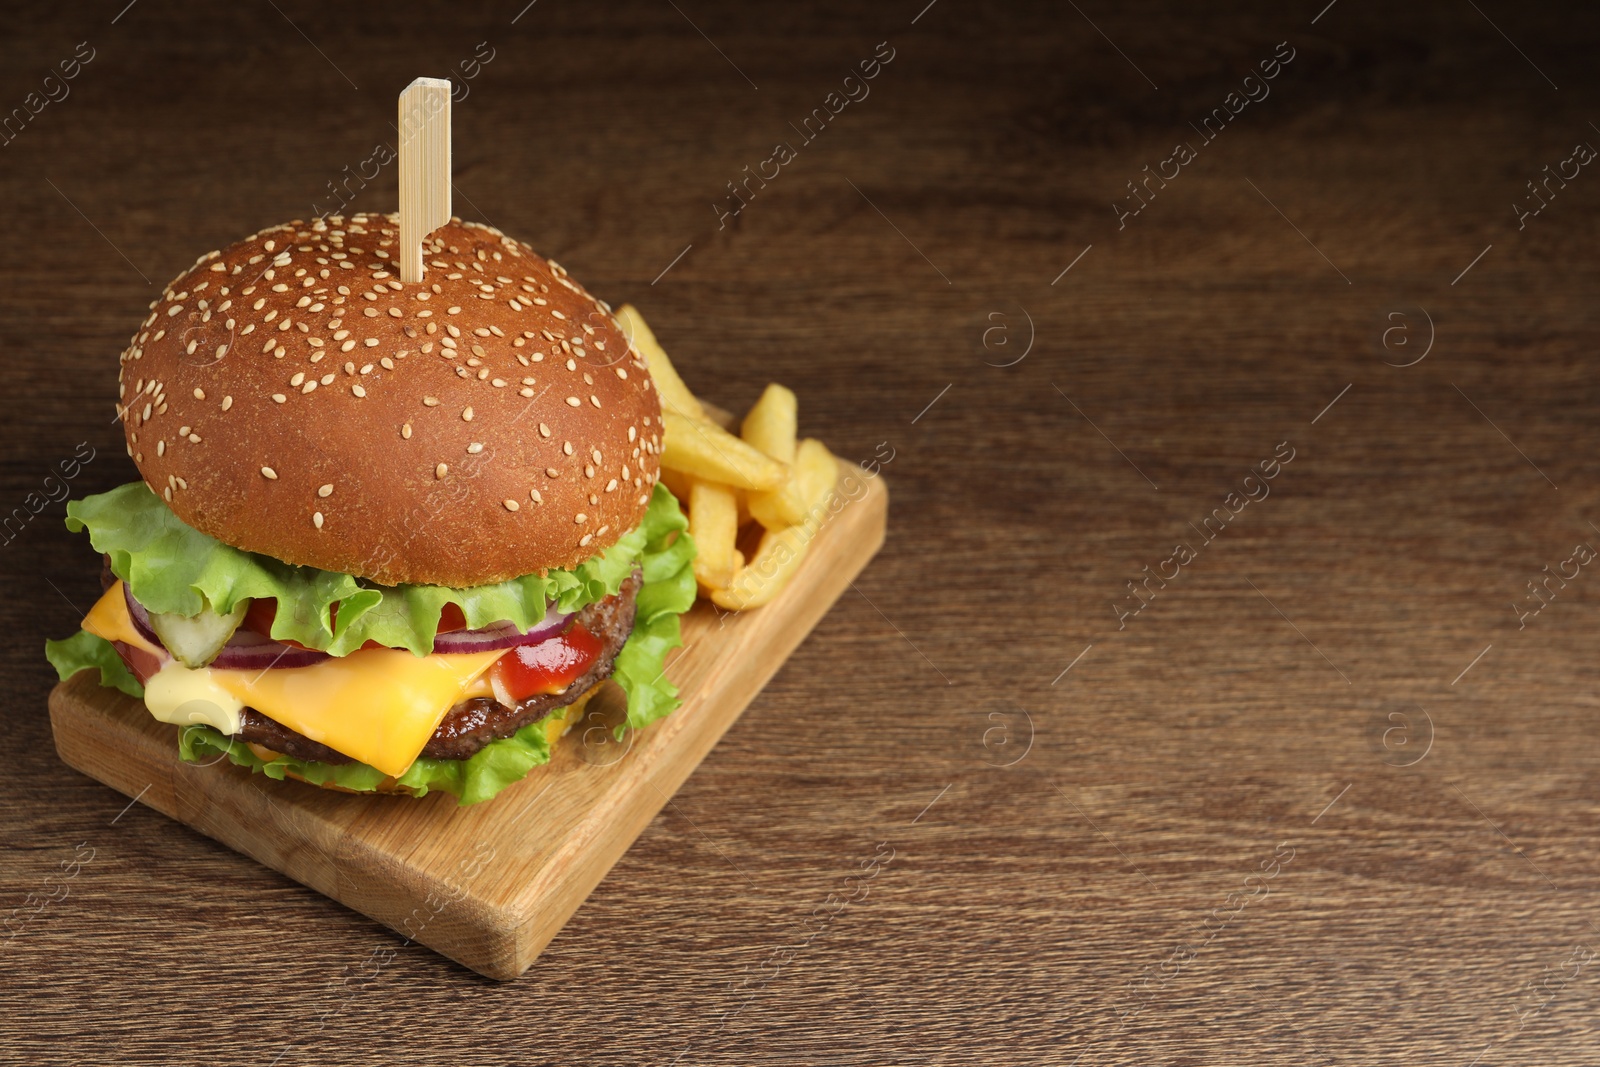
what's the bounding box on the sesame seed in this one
[344,361,356,374]
[519,387,534,397]
[360,363,373,374]
[436,463,448,478]
[529,489,542,503]
[272,393,287,403]
[313,511,325,530]
[364,338,379,347]
[320,373,335,385]
[605,479,617,492]
[221,395,233,411]
[188,433,201,444]
[290,372,305,386]
[261,466,278,479]
[566,396,581,407]
[318,484,333,497]
[157,440,166,457]
[592,449,602,464]
[579,533,593,547]
[503,499,519,512]
[575,513,587,524]
[539,423,551,437]
[302,381,317,394]
[423,396,439,406]
[467,442,483,454]
[401,422,412,439]
[492,378,506,388]
[193,388,206,400]
[590,395,601,408]
[462,406,474,421]
[546,467,560,477]
[448,306,461,314]
[628,427,636,441]
[340,340,356,352]
[563,441,574,455]
[352,384,366,397]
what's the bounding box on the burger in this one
[45,212,697,805]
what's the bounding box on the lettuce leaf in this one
[51,482,697,805]
[64,481,676,657]
[44,630,145,698]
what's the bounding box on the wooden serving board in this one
[48,459,886,980]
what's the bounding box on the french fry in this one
[750,436,835,530]
[740,384,797,464]
[613,304,704,420]
[709,523,812,611]
[656,466,697,507]
[661,411,787,491]
[748,477,806,530]
[709,441,839,610]
[744,384,802,530]
[688,480,741,590]
[793,438,839,514]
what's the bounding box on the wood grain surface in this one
[47,458,886,981]
[5,1,1600,1063]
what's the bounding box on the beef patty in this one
[232,569,640,765]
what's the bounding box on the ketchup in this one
[489,621,604,702]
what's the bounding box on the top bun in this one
[117,213,662,588]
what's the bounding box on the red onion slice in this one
[209,639,331,671]
[123,582,161,646]
[123,582,568,667]
[431,603,571,654]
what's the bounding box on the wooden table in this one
[5,1,1599,1062]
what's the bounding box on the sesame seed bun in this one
[118,213,662,588]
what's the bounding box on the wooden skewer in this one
[397,77,452,285]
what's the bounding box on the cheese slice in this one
[82,582,505,777]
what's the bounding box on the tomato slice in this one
[241,597,278,638]
[488,622,605,703]
[438,603,468,633]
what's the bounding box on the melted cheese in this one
[82,583,504,777]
